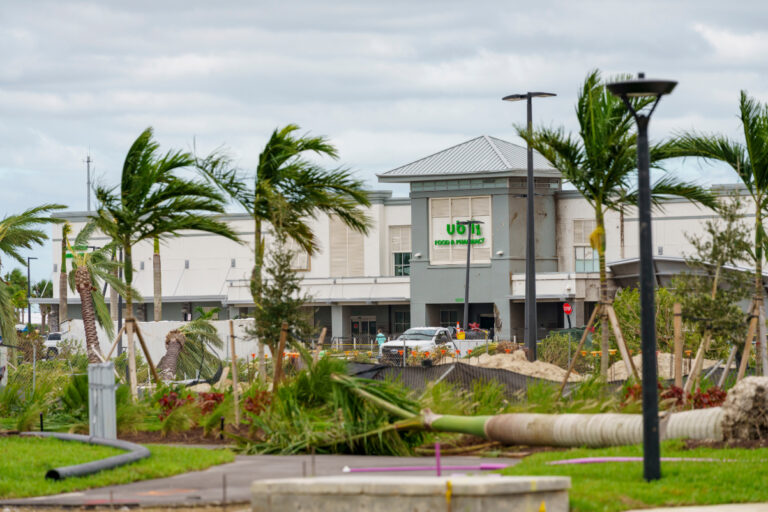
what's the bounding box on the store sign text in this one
[434,220,485,245]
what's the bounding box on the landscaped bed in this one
[500,439,768,512]
[0,436,234,499]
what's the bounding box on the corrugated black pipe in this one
[21,432,150,480]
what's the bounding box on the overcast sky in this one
[2,0,767,282]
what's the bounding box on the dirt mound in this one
[464,350,583,382]
[607,352,721,381]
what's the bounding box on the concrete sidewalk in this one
[0,454,522,508]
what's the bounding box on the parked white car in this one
[43,332,62,358]
[379,327,457,365]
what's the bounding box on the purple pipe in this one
[547,457,732,465]
[342,464,509,473]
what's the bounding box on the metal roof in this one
[377,135,557,183]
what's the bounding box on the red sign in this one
[563,303,573,315]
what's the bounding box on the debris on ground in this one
[721,376,768,441]
[460,350,584,382]
[607,352,722,381]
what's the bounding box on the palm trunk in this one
[157,329,186,380]
[596,207,610,378]
[58,268,67,329]
[153,237,162,321]
[755,210,768,375]
[250,217,263,304]
[110,249,118,321]
[124,243,138,398]
[620,206,625,259]
[75,266,101,364]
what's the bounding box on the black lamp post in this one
[26,256,38,328]
[502,91,556,360]
[457,219,484,330]
[606,72,676,482]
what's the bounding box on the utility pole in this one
[85,154,92,212]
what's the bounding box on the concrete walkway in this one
[0,454,522,508]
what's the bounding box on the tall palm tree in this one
[31,279,53,333]
[66,223,132,363]
[518,70,715,376]
[91,127,239,393]
[58,222,71,329]
[0,204,65,346]
[661,91,768,373]
[199,124,371,305]
[153,236,161,321]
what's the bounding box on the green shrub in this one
[538,331,591,374]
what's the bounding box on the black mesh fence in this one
[346,361,740,399]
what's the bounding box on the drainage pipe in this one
[21,432,150,480]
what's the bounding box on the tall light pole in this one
[607,72,676,482]
[502,91,556,360]
[458,219,483,330]
[26,256,38,328]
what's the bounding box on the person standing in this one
[376,329,387,347]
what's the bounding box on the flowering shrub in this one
[157,391,194,420]
[692,387,727,409]
[198,392,225,415]
[243,390,272,417]
[660,385,690,407]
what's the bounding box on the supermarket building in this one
[41,135,748,343]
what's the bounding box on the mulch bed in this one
[685,438,768,449]
[119,425,251,445]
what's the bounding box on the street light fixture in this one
[606,72,677,482]
[502,91,556,361]
[457,219,484,331]
[26,256,38,328]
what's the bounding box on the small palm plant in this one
[66,222,134,363]
[158,307,224,381]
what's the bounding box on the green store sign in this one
[434,221,485,246]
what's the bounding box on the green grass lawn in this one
[0,436,235,499]
[501,440,768,512]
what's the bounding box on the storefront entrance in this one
[351,316,377,344]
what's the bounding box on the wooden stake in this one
[684,331,712,395]
[132,320,160,384]
[229,320,240,427]
[313,327,327,363]
[673,302,683,388]
[605,305,639,381]
[272,322,289,392]
[126,318,138,399]
[718,345,737,388]
[558,304,600,398]
[103,324,126,361]
[258,340,266,384]
[738,304,759,382]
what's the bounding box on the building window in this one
[231,258,236,268]
[394,253,411,276]
[393,311,410,334]
[429,196,492,265]
[286,238,310,272]
[330,216,364,277]
[574,246,599,272]
[573,219,596,245]
[440,310,459,328]
[390,226,411,276]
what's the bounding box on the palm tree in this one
[518,70,715,376]
[199,124,371,306]
[661,91,768,373]
[91,127,239,393]
[66,223,132,363]
[157,307,223,381]
[59,222,71,329]
[31,279,53,333]
[153,236,161,321]
[0,204,65,346]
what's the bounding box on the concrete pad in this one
[251,474,570,512]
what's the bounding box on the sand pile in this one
[462,350,583,382]
[607,352,722,381]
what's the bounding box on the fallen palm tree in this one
[333,374,768,448]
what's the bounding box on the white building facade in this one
[40,136,761,344]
